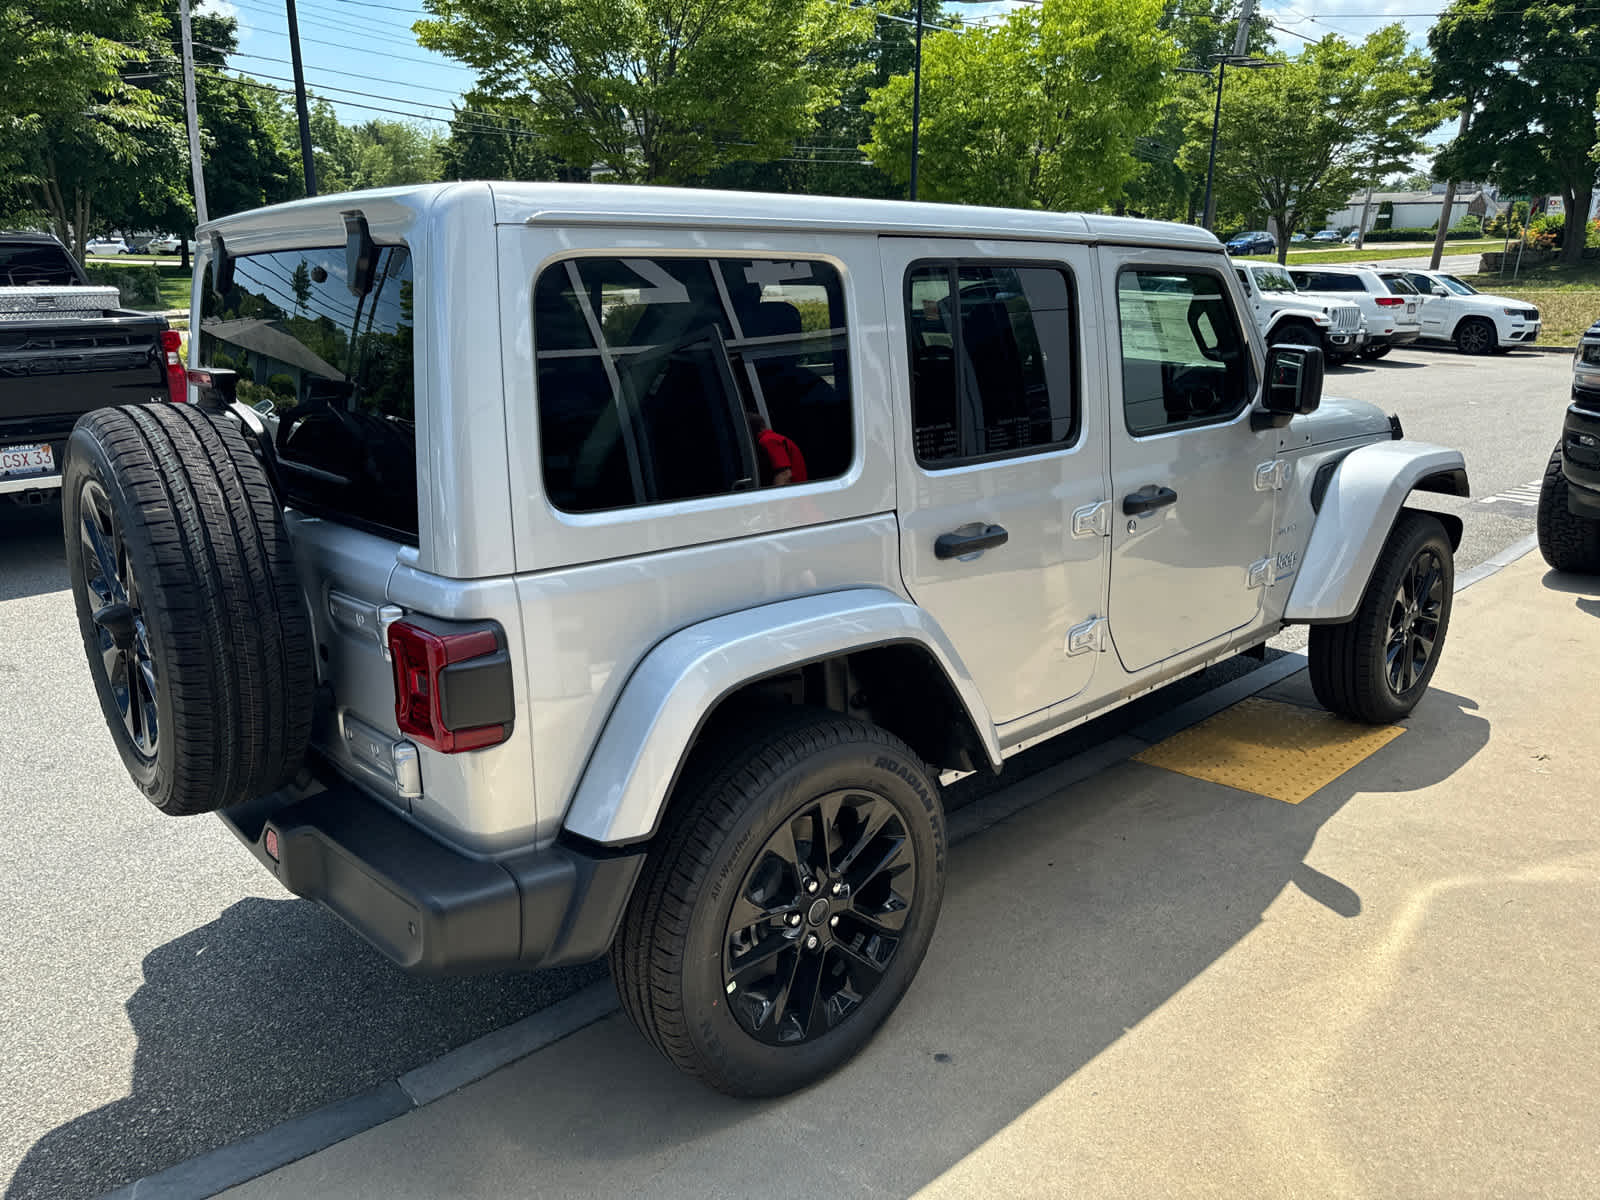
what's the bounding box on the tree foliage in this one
[1430,0,1600,265]
[862,0,1177,211]
[1186,27,1440,262]
[415,0,874,185]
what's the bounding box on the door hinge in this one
[1247,558,1274,589]
[1071,500,1110,538]
[1254,460,1288,491]
[1065,616,1107,656]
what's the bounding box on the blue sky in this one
[209,0,1441,137]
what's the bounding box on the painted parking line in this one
[1132,696,1404,804]
[1473,479,1542,513]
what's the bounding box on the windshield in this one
[1437,274,1478,296]
[1250,267,1296,293]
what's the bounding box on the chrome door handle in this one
[934,524,1009,559]
[1122,486,1178,517]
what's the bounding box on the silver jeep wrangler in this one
[62,183,1469,1097]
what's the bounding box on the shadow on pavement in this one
[0,501,68,603]
[4,899,605,1200]
[1539,568,1600,619]
[193,685,1490,1199]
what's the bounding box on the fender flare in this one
[1284,440,1469,623]
[561,588,1002,847]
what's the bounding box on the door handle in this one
[1122,485,1178,517]
[934,524,1009,559]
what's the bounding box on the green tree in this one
[1430,0,1600,266]
[439,101,577,181]
[862,0,1178,211]
[415,0,874,185]
[1185,27,1440,263]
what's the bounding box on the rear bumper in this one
[1367,329,1419,348]
[0,471,60,496]
[220,778,645,974]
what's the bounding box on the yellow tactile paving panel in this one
[1132,696,1404,804]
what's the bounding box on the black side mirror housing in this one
[1253,344,1323,429]
[343,210,377,297]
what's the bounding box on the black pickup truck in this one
[1,232,181,506]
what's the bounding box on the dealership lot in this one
[0,345,1584,1199]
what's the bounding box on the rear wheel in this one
[1309,512,1454,724]
[1537,443,1600,573]
[611,708,945,1097]
[1455,317,1496,356]
[63,404,315,815]
[1358,344,1391,360]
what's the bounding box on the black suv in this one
[1537,318,1600,572]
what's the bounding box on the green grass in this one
[153,263,190,311]
[1457,260,1600,343]
[1238,239,1502,265]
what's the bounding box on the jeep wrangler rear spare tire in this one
[1308,511,1453,724]
[62,404,315,815]
[611,708,945,1097]
[1537,442,1600,573]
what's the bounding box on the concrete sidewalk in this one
[228,554,1600,1200]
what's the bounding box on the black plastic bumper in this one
[1562,402,1600,519]
[220,781,645,974]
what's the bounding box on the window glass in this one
[534,257,851,512]
[199,245,417,542]
[1292,270,1362,292]
[1251,267,1295,293]
[1117,268,1253,436]
[905,262,1078,466]
[0,243,80,286]
[1381,273,1419,295]
[1438,274,1477,296]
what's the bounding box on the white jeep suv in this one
[1397,269,1541,355]
[61,183,1469,1098]
[1287,264,1424,360]
[1233,262,1366,366]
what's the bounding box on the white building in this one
[1326,189,1501,234]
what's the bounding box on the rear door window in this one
[533,256,852,513]
[1291,270,1362,293]
[200,245,418,542]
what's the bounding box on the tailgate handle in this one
[1123,486,1178,517]
[935,524,1009,559]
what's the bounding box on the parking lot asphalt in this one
[0,344,1582,1198]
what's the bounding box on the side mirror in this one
[1432,286,1449,297]
[1253,344,1323,429]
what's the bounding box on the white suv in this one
[1397,269,1541,355]
[62,183,1469,1098]
[1287,264,1424,360]
[1232,263,1367,366]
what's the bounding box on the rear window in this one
[199,245,417,542]
[1290,271,1363,293]
[1380,273,1419,295]
[533,256,852,513]
[0,243,80,287]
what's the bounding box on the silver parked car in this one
[62,183,1469,1098]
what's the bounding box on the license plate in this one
[0,444,54,478]
[1406,303,1416,313]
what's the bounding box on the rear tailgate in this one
[0,311,169,440]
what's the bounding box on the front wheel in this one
[1455,317,1497,356]
[611,709,946,1097]
[1308,511,1454,723]
[1537,443,1600,573]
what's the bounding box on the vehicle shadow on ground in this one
[0,501,68,603]
[4,899,605,1200]
[192,685,1487,1199]
[1336,358,1428,375]
[1539,568,1600,618]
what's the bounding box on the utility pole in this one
[179,0,207,226]
[286,0,317,196]
[1201,61,1226,231]
[1201,0,1268,232]
[1355,181,1374,250]
[1429,100,1473,271]
[909,0,924,202]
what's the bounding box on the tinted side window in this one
[905,262,1079,466]
[200,245,418,542]
[0,243,81,286]
[1117,268,1253,436]
[534,257,851,513]
[1293,271,1361,292]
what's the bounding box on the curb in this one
[100,536,1544,1200]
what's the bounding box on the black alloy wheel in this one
[1455,318,1495,355]
[724,790,916,1046]
[78,478,159,759]
[1382,544,1446,696]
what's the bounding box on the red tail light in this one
[387,620,512,753]
[1375,296,1405,307]
[160,329,187,402]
